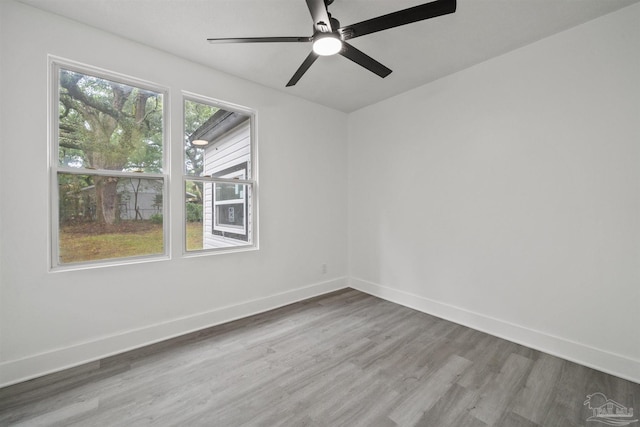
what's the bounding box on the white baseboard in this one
[0,277,348,388]
[350,277,640,384]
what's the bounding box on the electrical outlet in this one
[321,263,327,274]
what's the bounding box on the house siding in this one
[203,120,252,249]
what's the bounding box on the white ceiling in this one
[17,0,640,112]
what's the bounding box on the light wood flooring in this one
[1,289,638,426]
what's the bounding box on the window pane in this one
[216,203,244,228]
[58,68,164,173]
[185,179,204,251]
[184,99,217,177]
[186,180,252,251]
[58,173,164,264]
[184,96,254,253]
[53,64,167,269]
[216,182,245,201]
[184,99,252,178]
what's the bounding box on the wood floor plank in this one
[457,336,514,390]
[11,398,99,427]
[512,353,564,424]
[494,411,540,427]
[389,354,473,426]
[416,383,481,426]
[1,288,638,427]
[469,353,534,425]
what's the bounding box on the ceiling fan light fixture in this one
[312,34,342,56]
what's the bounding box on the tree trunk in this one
[131,179,143,220]
[95,176,119,224]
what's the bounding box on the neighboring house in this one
[117,179,163,221]
[78,179,162,221]
[190,109,252,249]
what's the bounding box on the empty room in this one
[0,0,638,425]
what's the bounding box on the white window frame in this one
[213,168,247,235]
[182,92,258,256]
[49,57,170,270]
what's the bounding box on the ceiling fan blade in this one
[339,0,456,41]
[286,51,319,87]
[339,42,392,78]
[305,0,333,32]
[207,36,312,44]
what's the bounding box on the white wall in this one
[348,4,640,382]
[0,1,348,386]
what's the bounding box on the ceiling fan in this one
[207,0,456,87]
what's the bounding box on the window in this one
[51,60,167,268]
[183,95,256,252]
[212,163,248,239]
